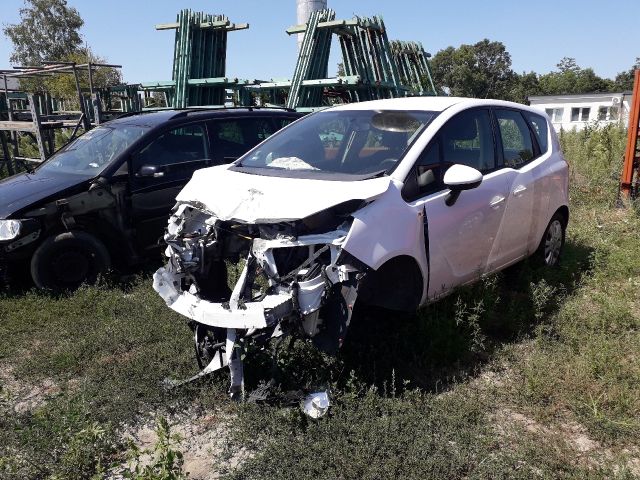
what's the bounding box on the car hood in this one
[175,165,392,223]
[0,171,89,219]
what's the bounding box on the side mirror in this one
[443,164,482,206]
[137,164,165,178]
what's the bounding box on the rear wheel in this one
[31,231,110,291]
[534,212,565,267]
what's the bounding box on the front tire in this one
[534,212,566,267]
[31,231,111,291]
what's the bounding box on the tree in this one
[430,40,515,99]
[3,1,120,103]
[3,0,84,66]
[538,58,613,95]
[507,71,541,104]
[44,50,122,107]
[612,57,640,91]
[556,57,580,74]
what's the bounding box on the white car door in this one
[492,109,547,268]
[403,108,513,299]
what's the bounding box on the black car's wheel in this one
[533,212,566,267]
[31,231,111,291]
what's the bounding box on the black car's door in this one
[129,121,211,249]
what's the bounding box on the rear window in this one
[524,112,549,153]
[211,118,277,162]
[495,109,534,169]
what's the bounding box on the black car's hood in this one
[0,171,91,219]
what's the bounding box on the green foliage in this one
[227,385,618,480]
[1,127,640,477]
[559,123,627,207]
[430,39,515,99]
[43,50,122,105]
[429,45,632,101]
[3,0,84,66]
[123,417,189,480]
[0,278,228,478]
[538,57,613,95]
[612,57,640,91]
[0,395,119,479]
[2,0,120,102]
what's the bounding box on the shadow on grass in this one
[334,238,595,394]
[0,256,164,298]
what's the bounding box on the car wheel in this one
[534,213,565,267]
[31,231,111,291]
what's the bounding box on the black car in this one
[0,107,302,290]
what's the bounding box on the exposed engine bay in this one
[153,200,365,399]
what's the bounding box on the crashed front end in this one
[153,202,363,398]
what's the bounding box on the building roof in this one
[529,92,632,102]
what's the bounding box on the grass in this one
[1,124,639,478]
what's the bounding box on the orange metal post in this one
[621,69,640,197]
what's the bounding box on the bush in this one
[559,123,627,207]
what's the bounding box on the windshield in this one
[38,124,149,176]
[236,109,436,178]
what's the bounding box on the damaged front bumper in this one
[152,203,362,398]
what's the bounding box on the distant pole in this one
[296,0,327,51]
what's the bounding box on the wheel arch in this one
[356,254,424,312]
[555,204,569,227]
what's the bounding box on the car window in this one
[38,124,149,177]
[440,109,495,173]
[211,118,277,162]
[237,110,436,178]
[276,117,298,130]
[402,140,446,202]
[134,123,209,170]
[416,141,443,195]
[495,110,534,168]
[523,111,549,153]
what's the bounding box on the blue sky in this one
[1,0,638,84]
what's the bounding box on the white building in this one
[528,92,632,131]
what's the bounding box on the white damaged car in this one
[153,97,569,397]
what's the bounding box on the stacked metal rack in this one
[0,62,122,175]
[390,40,437,96]
[140,9,253,108]
[247,9,436,110]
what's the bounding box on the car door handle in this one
[513,185,527,196]
[489,196,506,209]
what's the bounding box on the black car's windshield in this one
[38,124,149,176]
[236,109,436,178]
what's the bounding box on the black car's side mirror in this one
[137,164,165,178]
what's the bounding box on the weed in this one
[122,417,189,480]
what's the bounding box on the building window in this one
[610,106,619,120]
[598,106,608,120]
[545,108,563,122]
[571,107,591,122]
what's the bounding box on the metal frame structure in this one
[140,10,253,109]
[247,9,437,110]
[0,62,122,174]
[620,69,640,198]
